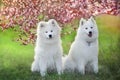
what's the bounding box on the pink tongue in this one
[88,33,92,37]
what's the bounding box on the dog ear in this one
[80,18,86,26]
[37,21,46,35]
[89,16,96,24]
[38,21,46,28]
[49,19,61,30]
[49,19,58,26]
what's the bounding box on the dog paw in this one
[80,70,85,75]
[31,62,39,72]
[40,72,46,77]
[78,67,85,75]
[58,70,63,75]
[93,68,98,74]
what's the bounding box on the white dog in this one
[63,17,99,75]
[31,19,63,76]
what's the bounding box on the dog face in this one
[37,19,61,40]
[79,17,98,41]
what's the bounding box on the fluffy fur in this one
[63,17,99,74]
[31,19,63,76]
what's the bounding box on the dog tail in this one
[62,54,67,63]
[62,55,75,72]
[62,54,67,68]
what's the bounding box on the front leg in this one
[39,57,47,77]
[78,62,85,75]
[55,55,62,75]
[91,58,98,74]
[31,60,39,72]
[31,55,40,72]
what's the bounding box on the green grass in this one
[0,15,120,80]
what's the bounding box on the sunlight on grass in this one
[0,29,34,69]
[0,14,120,80]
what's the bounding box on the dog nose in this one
[89,31,92,34]
[49,34,52,38]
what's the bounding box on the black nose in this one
[89,31,92,34]
[49,35,52,38]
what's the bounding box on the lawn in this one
[0,15,120,80]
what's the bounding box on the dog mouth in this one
[88,31,92,37]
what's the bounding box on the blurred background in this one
[0,0,120,80]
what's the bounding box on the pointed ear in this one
[37,21,45,28]
[49,19,61,30]
[89,16,96,24]
[37,21,46,35]
[49,19,57,26]
[80,18,86,26]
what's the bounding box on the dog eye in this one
[51,30,53,32]
[45,31,48,33]
[91,27,93,29]
[85,28,88,29]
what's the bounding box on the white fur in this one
[31,19,63,76]
[63,17,99,74]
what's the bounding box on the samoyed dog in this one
[63,17,99,75]
[31,19,63,76]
